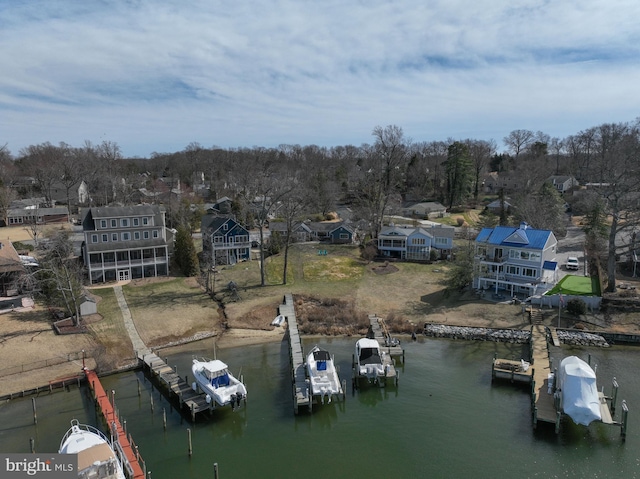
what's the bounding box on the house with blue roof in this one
[473,222,558,297]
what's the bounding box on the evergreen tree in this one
[174,226,199,276]
[445,142,473,209]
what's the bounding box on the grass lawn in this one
[89,287,135,368]
[123,277,216,348]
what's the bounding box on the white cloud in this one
[1,0,639,156]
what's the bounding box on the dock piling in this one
[137,378,141,397]
[213,463,219,479]
[187,428,193,456]
[29,437,35,453]
[163,408,167,430]
[32,397,37,424]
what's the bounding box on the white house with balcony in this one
[473,222,558,297]
[378,225,430,261]
[82,205,170,284]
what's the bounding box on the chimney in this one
[519,222,528,230]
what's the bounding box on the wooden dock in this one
[281,294,311,414]
[85,369,146,479]
[530,324,557,426]
[368,315,405,363]
[141,353,211,421]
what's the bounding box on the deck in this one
[141,353,211,421]
[85,369,146,479]
[282,294,311,413]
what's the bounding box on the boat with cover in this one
[59,419,126,479]
[306,345,343,404]
[556,356,602,426]
[192,358,247,410]
[354,338,386,385]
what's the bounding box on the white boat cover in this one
[558,356,601,426]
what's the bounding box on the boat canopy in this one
[200,360,229,378]
[559,356,601,426]
[356,338,382,365]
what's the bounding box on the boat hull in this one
[59,420,126,479]
[306,346,343,403]
[192,359,247,410]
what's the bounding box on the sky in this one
[1,0,639,158]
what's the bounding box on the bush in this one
[456,217,465,227]
[567,298,586,316]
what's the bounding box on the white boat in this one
[556,356,602,426]
[59,419,126,479]
[354,338,386,384]
[192,358,247,410]
[306,345,343,404]
[271,314,285,326]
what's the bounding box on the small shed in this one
[79,296,97,316]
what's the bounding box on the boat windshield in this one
[207,371,230,387]
[359,347,381,365]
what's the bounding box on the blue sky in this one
[1,0,639,157]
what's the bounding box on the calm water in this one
[1,337,639,479]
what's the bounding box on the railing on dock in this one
[85,369,146,479]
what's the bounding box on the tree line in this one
[1,118,639,293]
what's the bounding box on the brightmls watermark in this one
[1,454,76,478]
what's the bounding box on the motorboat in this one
[354,338,386,384]
[59,419,126,479]
[192,358,247,410]
[556,356,602,426]
[306,345,343,404]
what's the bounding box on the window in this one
[143,231,150,239]
[100,220,107,228]
[102,234,108,242]
[133,218,139,226]
[412,238,426,245]
[122,232,130,241]
[506,265,519,275]
[121,218,129,227]
[143,217,149,225]
[112,233,118,241]
[213,235,224,244]
[435,237,448,245]
[111,219,117,228]
[522,268,536,277]
[153,230,159,238]
[223,223,229,231]
[134,231,140,240]
[92,234,98,243]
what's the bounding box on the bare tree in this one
[466,139,495,204]
[503,129,535,159]
[586,121,640,292]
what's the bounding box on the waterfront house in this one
[201,215,250,265]
[81,205,171,284]
[473,222,558,297]
[377,225,433,261]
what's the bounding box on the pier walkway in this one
[281,294,310,414]
[530,324,556,426]
[85,369,146,479]
[141,353,211,421]
[113,285,150,358]
[368,315,405,363]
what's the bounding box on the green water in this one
[1,338,639,478]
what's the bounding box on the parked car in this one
[565,257,579,270]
